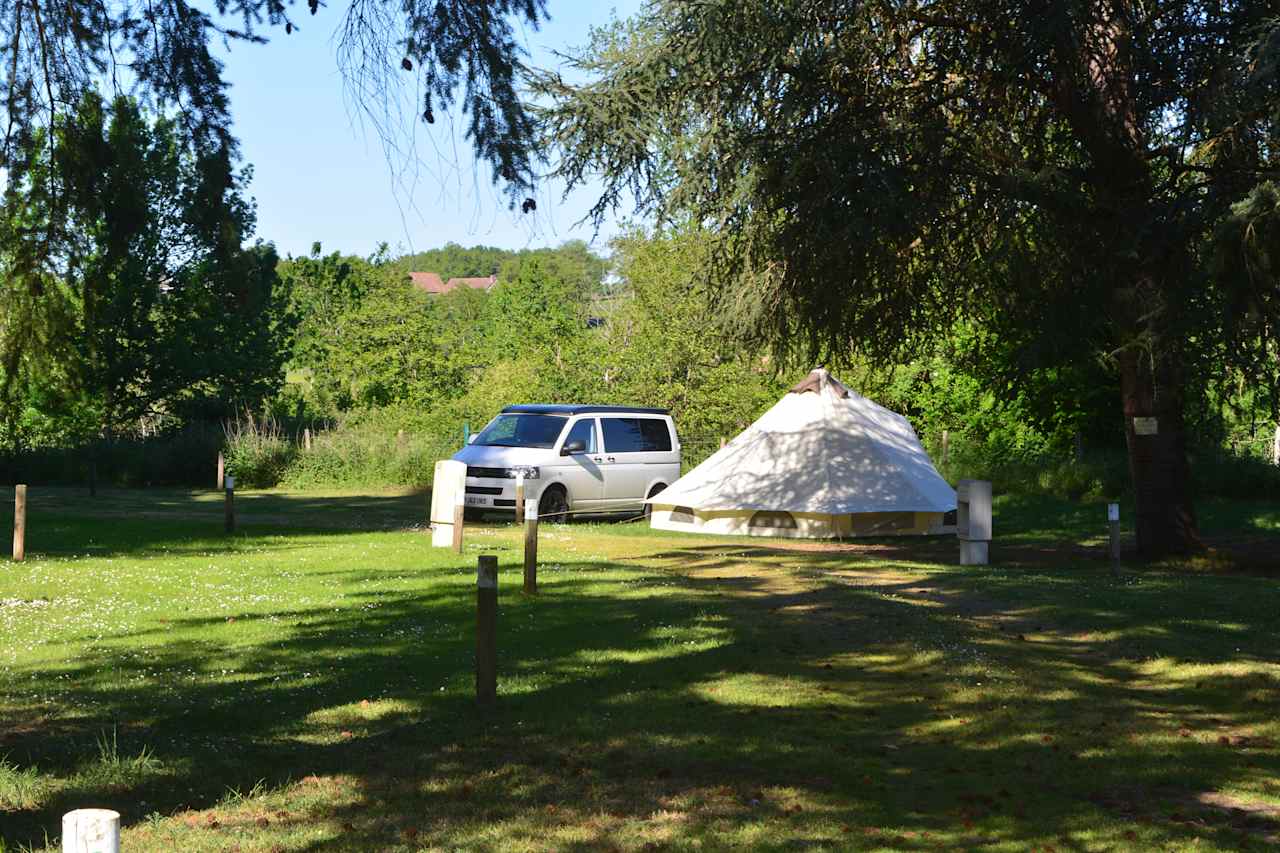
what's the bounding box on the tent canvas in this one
[647,368,956,539]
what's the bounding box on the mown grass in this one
[0,487,1277,851]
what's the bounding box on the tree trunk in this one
[1116,345,1200,557]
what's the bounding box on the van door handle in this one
[592,456,603,463]
[606,456,616,463]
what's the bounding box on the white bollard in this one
[956,479,992,565]
[62,809,120,853]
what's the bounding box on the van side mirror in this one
[467,434,477,444]
[561,439,586,456]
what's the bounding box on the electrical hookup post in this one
[1108,502,1122,578]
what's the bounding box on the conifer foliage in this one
[538,1,1280,557]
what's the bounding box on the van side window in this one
[637,418,672,451]
[602,417,672,452]
[564,418,597,453]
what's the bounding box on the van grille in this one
[467,466,509,479]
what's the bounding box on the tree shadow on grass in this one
[3,543,1278,850]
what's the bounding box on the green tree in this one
[0,94,286,446]
[599,225,789,438]
[499,241,610,301]
[333,280,460,409]
[540,1,1280,556]
[398,243,511,279]
[171,241,294,421]
[283,254,462,412]
[487,255,588,358]
[280,247,378,379]
[1204,183,1280,454]
[434,286,497,372]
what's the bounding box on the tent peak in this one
[789,367,852,398]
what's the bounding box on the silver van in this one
[452,405,681,520]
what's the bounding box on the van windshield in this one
[473,414,568,449]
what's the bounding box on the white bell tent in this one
[647,368,956,539]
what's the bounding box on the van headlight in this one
[509,466,540,480]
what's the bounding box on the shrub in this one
[1191,447,1280,500]
[223,413,296,488]
[0,424,223,487]
[280,412,458,489]
[931,433,1130,501]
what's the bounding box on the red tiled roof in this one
[409,272,448,293]
[409,272,498,295]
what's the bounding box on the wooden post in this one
[216,452,225,490]
[224,475,236,534]
[303,428,312,452]
[476,555,498,707]
[1108,503,1121,577]
[1273,424,1279,466]
[523,498,538,595]
[452,491,464,554]
[719,436,726,449]
[514,473,525,524]
[396,429,406,451]
[941,429,950,466]
[1074,431,1085,463]
[12,484,26,562]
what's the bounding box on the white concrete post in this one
[62,809,120,853]
[430,459,467,548]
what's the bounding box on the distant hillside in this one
[398,241,609,300]
[396,244,510,280]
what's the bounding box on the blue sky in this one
[217,0,643,260]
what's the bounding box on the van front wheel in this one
[538,486,570,522]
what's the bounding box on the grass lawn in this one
[0,487,1277,851]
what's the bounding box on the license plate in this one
[464,495,491,507]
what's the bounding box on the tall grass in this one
[222,412,296,488]
[0,756,48,810]
[281,418,457,489]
